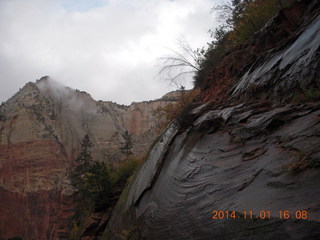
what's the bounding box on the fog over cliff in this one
[0,0,219,105]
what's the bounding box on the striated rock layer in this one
[200,0,317,103]
[106,1,320,239]
[108,101,320,240]
[0,78,178,240]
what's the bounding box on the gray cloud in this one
[0,0,219,105]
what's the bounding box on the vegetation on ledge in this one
[194,0,295,88]
[70,134,141,239]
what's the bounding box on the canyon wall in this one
[0,78,178,240]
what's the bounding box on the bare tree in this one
[158,38,203,88]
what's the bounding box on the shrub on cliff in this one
[159,39,203,88]
[194,0,296,87]
[228,0,295,45]
[153,88,200,130]
[110,158,141,185]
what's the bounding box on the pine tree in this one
[75,134,94,174]
[120,131,133,159]
[71,134,94,201]
[86,161,112,211]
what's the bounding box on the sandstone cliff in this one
[0,78,178,240]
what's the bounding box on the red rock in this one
[0,79,179,239]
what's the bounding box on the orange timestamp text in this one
[211,210,308,220]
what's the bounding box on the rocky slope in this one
[199,0,316,103]
[0,78,179,240]
[105,1,320,239]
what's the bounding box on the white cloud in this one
[0,0,218,105]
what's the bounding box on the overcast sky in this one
[0,0,221,105]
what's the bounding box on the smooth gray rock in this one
[108,102,320,240]
[125,121,179,210]
[231,16,320,100]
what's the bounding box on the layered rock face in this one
[0,78,178,240]
[200,0,317,103]
[109,101,320,240]
[106,1,320,239]
[231,8,320,100]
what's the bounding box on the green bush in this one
[110,158,140,186]
[292,88,320,103]
[194,0,296,87]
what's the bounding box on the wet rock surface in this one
[125,121,179,209]
[107,101,320,240]
[200,1,311,103]
[230,0,320,102]
[106,2,320,238]
[231,14,320,100]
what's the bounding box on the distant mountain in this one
[0,76,179,240]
